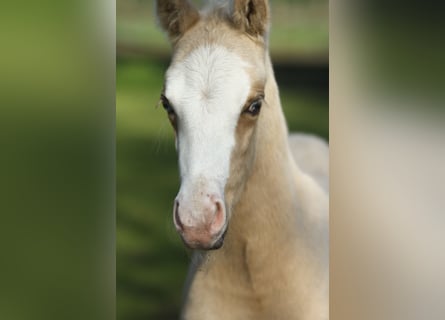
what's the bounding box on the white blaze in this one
[165,45,251,207]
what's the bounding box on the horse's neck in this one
[231,54,301,249]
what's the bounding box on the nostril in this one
[174,200,183,231]
[210,200,225,234]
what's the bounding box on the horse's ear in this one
[156,0,200,43]
[231,0,269,37]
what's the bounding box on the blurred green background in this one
[117,0,328,319]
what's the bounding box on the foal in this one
[156,1,328,319]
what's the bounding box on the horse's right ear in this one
[156,0,200,43]
[231,0,269,38]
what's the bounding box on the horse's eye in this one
[245,100,262,116]
[161,95,175,114]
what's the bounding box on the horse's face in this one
[157,0,269,250]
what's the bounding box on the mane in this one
[200,0,232,17]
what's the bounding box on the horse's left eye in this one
[161,95,175,114]
[245,100,262,116]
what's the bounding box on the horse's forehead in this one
[165,45,252,116]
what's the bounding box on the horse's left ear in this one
[231,0,270,37]
[156,0,200,43]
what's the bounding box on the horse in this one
[155,1,329,319]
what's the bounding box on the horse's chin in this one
[182,227,228,251]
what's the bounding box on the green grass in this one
[116,58,327,319]
[281,88,329,138]
[117,60,186,320]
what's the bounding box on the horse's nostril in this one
[210,199,225,234]
[174,200,184,231]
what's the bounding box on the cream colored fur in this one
[288,133,329,193]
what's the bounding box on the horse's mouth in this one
[181,227,228,251]
[209,227,227,250]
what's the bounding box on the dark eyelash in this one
[244,95,264,116]
[160,95,175,114]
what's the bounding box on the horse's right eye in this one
[245,100,262,116]
[161,95,175,114]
